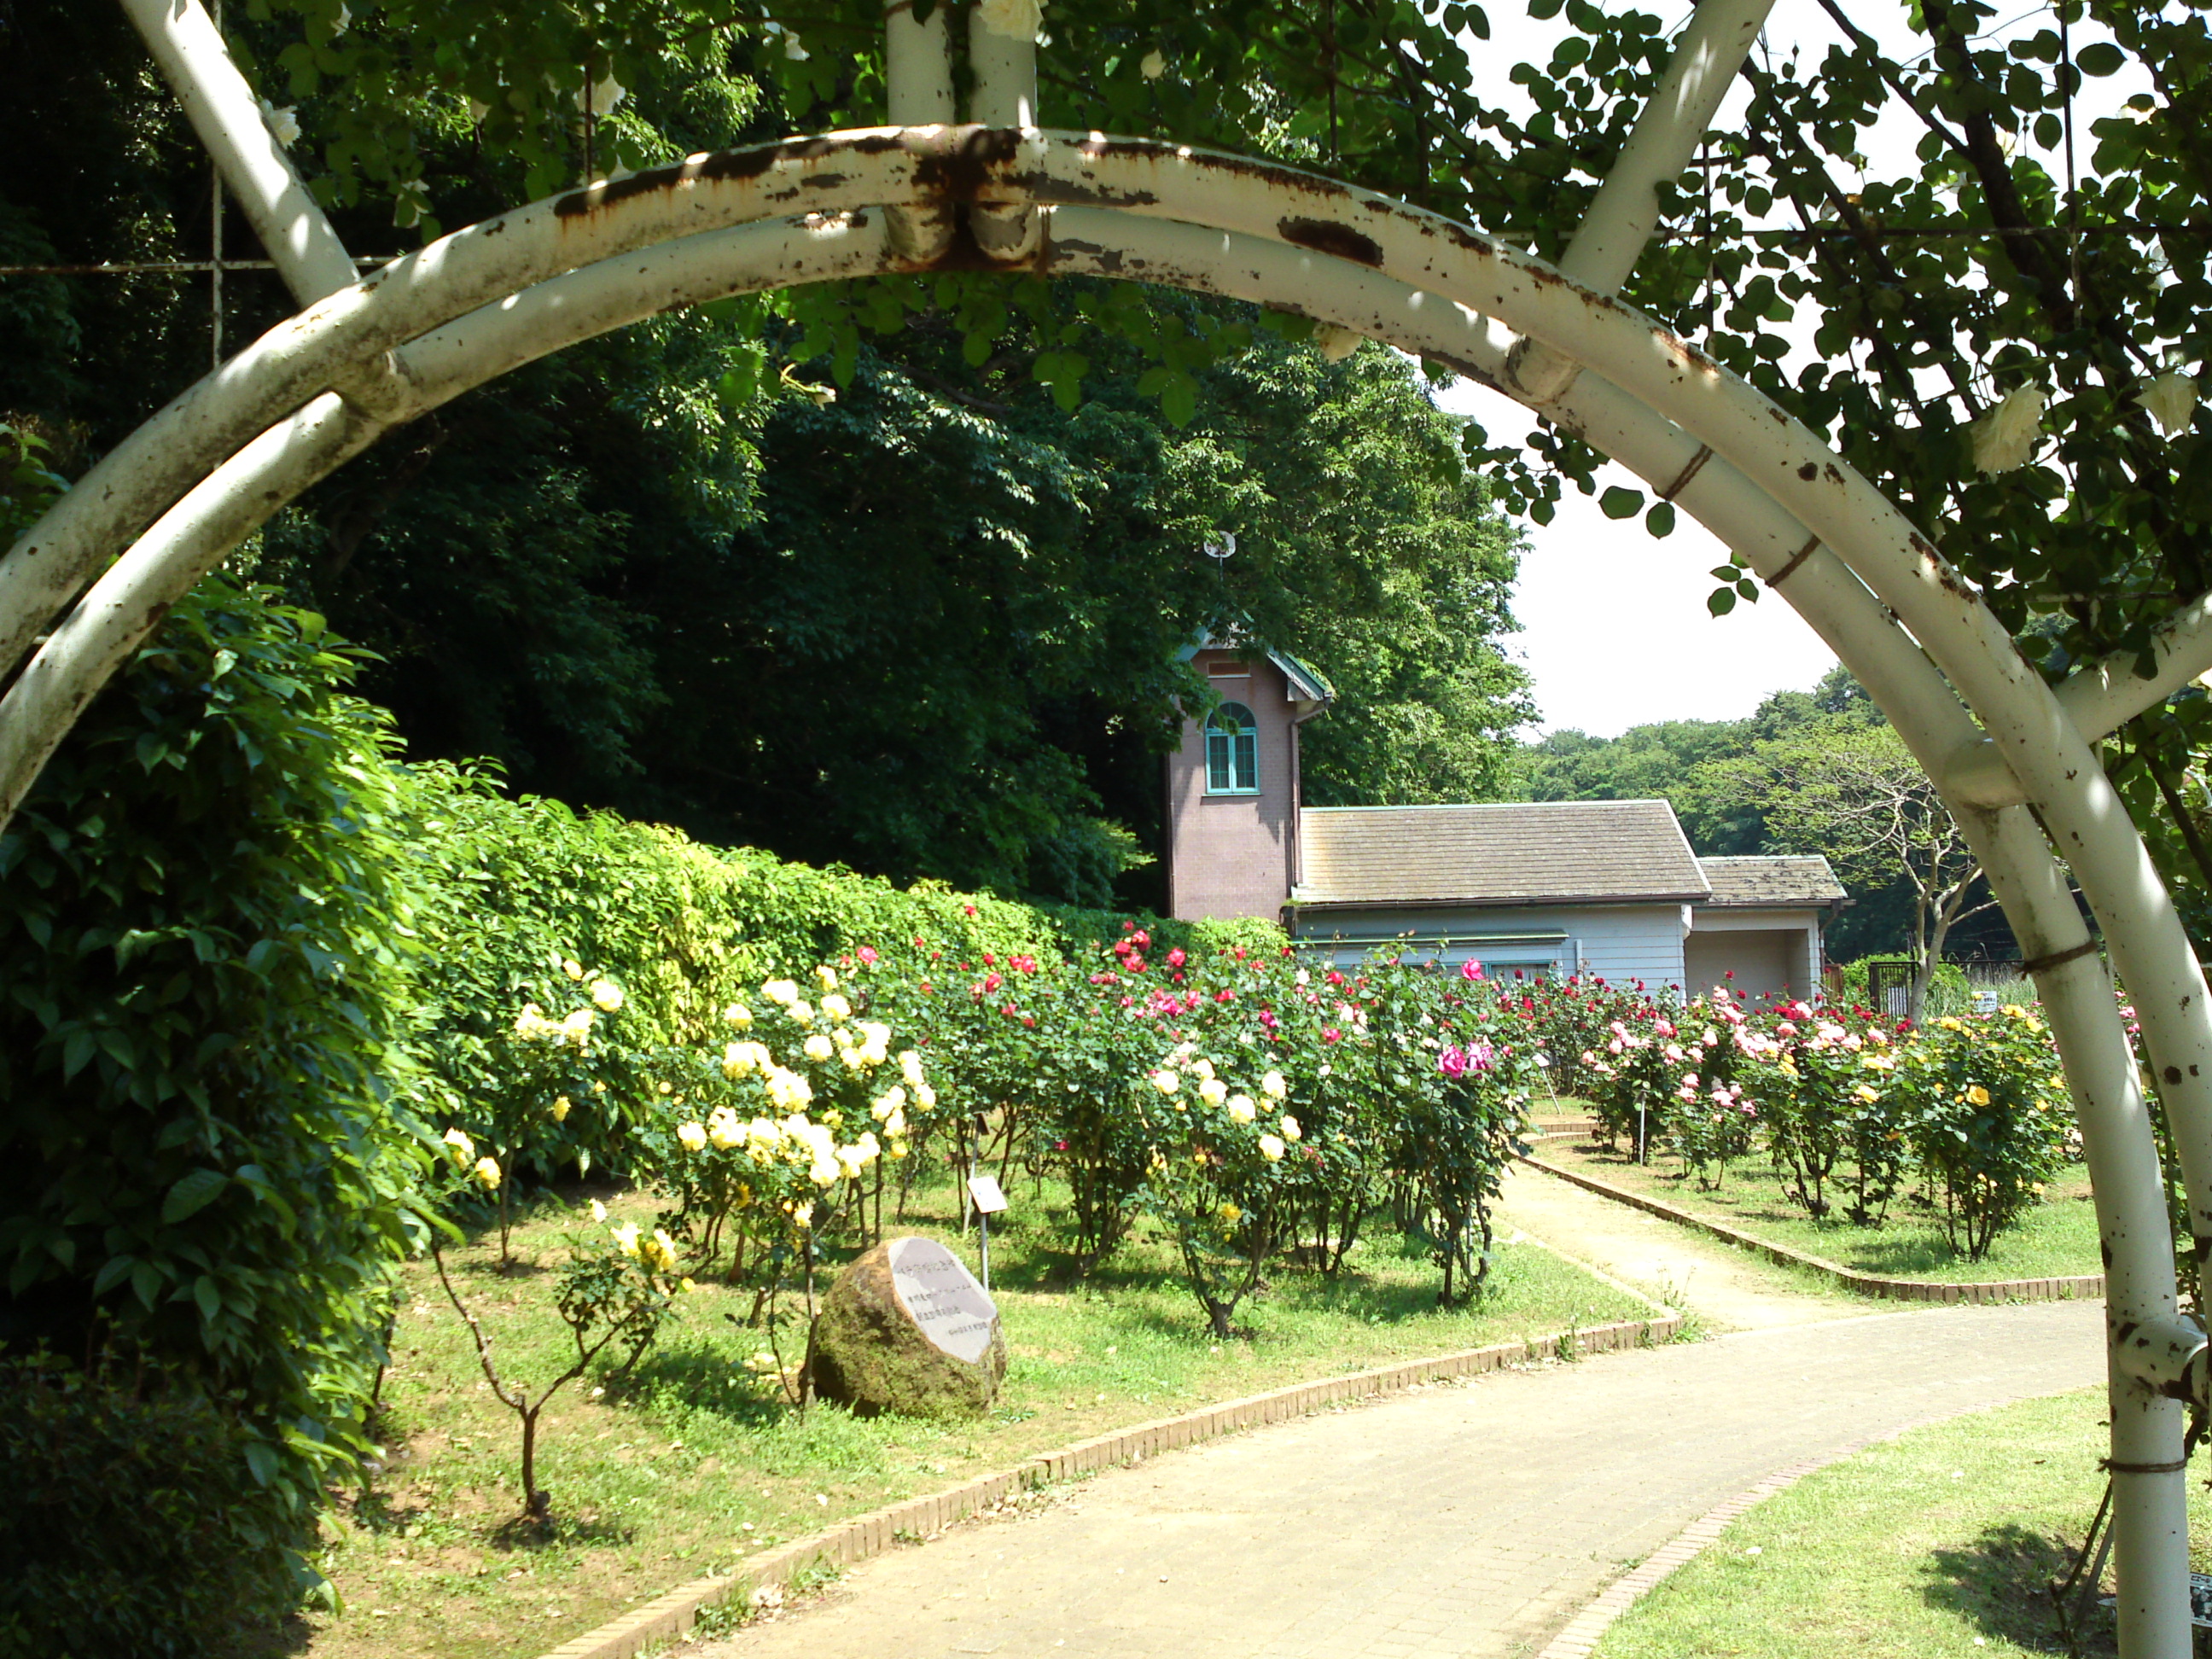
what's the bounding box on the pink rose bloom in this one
[983,972,1003,993]
[858,945,878,965]
[1776,1021,1797,1038]
[1439,1046,1470,1078]
[1322,1027,1343,1044]
[1167,947,1187,968]
[1460,958,1485,981]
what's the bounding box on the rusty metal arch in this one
[3,5,2209,1653]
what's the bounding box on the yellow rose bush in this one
[1894,1006,2074,1259]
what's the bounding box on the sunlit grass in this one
[300,1171,1653,1659]
[1597,1388,2211,1659]
[1532,1133,2102,1284]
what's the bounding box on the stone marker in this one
[810,1236,1006,1417]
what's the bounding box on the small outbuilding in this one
[1164,637,1845,998]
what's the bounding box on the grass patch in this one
[300,1173,1652,1659]
[1595,1388,2208,1659]
[1531,1131,2101,1285]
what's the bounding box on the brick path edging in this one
[533,1313,1682,1659]
[1519,1153,2104,1306]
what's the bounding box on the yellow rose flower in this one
[473,1155,502,1190]
[761,979,800,1005]
[1257,1133,1287,1161]
[1150,1069,1180,1095]
[1966,1085,1992,1106]
[550,1094,572,1123]
[1197,1078,1229,1109]
[816,965,839,992]
[1280,1115,1301,1142]
[589,978,625,1012]
[821,993,852,1022]
[1225,1094,1257,1125]
[611,1221,643,1257]
[562,958,584,981]
[803,1033,835,1063]
[442,1126,474,1163]
[678,1121,708,1153]
[1261,1070,1288,1101]
[591,1198,608,1222]
[724,1003,754,1029]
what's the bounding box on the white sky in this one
[1434,0,2149,737]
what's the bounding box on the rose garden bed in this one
[1530,1124,2102,1286]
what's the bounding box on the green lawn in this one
[300,1173,1653,1659]
[1596,1388,2209,1659]
[1529,1129,2103,1285]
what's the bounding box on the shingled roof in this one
[1696,855,1847,907]
[1292,800,1710,909]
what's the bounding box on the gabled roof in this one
[1290,800,1711,910]
[1696,855,1847,907]
[1176,632,1333,705]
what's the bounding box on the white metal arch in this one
[5,4,2209,1653]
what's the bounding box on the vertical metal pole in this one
[209,0,224,368]
[979,1209,991,1292]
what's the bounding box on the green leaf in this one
[244,1440,279,1487]
[1707,586,1738,616]
[193,1274,223,1324]
[1645,501,1676,538]
[1598,486,1644,520]
[163,1167,230,1225]
[2075,41,2124,76]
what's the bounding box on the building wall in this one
[1685,905,1825,1002]
[1289,902,1692,988]
[1167,649,1302,923]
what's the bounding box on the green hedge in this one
[0,581,431,1616]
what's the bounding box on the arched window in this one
[1205,703,1259,795]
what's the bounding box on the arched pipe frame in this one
[6,113,2212,1659]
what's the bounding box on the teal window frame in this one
[1205,703,1260,795]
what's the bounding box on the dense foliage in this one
[0,580,432,1620]
[0,1351,304,1657]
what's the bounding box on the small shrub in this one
[1897,1008,2074,1259]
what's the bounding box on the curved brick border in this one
[535,1313,1681,1659]
[1520,1154,2104,1306]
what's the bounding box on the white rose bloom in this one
[575,73,627,116]
[2141,371,2199,437]
[1257,1133,1286,1161]
[260,101,301,148]
[976,0,1044,41]
[1281,1115,1301,1141]
[1313,323,1364,362]
[1141,48,1166,79]
[1970,384,2045,474]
